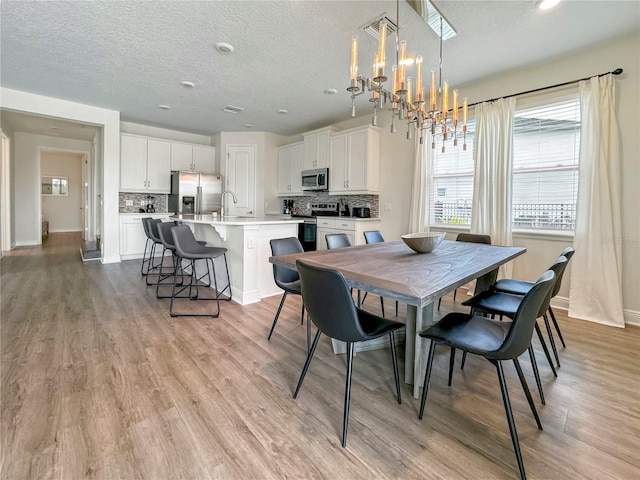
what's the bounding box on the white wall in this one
[0,122,16,250]
[13,133,91,244]
[457,33,640,321]
[41,152,83,232]
[1,88,120,263]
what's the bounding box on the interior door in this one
[225,145,256,216]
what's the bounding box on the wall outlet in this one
[125,200,133,206]
[141,200,146,207]
[383,202,392,211]
[306,203,311,209]
[247,237,255,249]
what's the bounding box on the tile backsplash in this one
[119,193,169,213]
[279,194,379,217]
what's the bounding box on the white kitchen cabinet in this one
[315,217,380,250]
[120,213,173,260]
[277,142,304,196]
[303,127,338,170]
[171,143,215,172]
[120,134,171,193]
[329,126,380,195]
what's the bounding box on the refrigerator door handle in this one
[196,185,202,215]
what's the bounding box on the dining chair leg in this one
[543,313,560,368]
[268,292,288,340]
[293,329,322,399]
[448,347,456,386]
[300,302,304,325]
[534,322,557,377]
[306,311,311,353]
[437,297,442,311]
[493,360,527,480]
[453,289,457,302]
[513,358,543,430]
[395,301,398,317]
[461,350,467,370]
[548,306,566,348]
[528,346,545,405]
[389,332,401,404]
[342,342,355,448]
[418,340,437,420]
[380,297,385,318]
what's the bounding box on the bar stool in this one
[169,225,231,317]
[141,217,162,277]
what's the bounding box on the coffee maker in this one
[145,196,155,213]
[283,199,294,215]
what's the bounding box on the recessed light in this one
[158,104,171,110]
[244,124,253,128]
[278,109,289,114]
[324,88,338,95]
[180,81,195,88]
[537,0,561,10]
[215,42,234,53]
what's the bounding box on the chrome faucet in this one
[220,190,238,218]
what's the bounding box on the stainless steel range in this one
[292,203,339,251]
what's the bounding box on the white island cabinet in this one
[172,215,302,305]
[120,213,174,260]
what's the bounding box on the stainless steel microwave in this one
[301,168,328,191]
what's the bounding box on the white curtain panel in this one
[569,74,624,327]
[408,131,432,233]
[471,98,516,279]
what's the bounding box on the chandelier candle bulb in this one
[398,40,407,93]
[407,77,413,105]
[463,97,468,127]
[415,55,424,103]
[453,89,459,125]
[376,19,387,81]
[349,35,359,90]
[442,81,449,119]
[430,69,437,111]
[391,65,398,108]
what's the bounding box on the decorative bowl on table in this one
[401,232,446,253]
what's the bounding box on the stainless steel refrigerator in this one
[169,171,223,215]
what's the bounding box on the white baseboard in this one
[49,228,83,233]
[550,296,640,327]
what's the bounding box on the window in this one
[429,121,475,226]
[428,96,580,233]
[41,176,68,196]
[512,98,580,231]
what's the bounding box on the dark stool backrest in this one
[171,225,201,258]
[549,254,570,300]
[363,230,385,244]
[141,217,153,238]
[148,219,163,243]
[494,270,556,360]
[456,233,491,244]
[157,221,178,250]
[297,260,366,342]
[270,237,304,286]
[326,233,351,250]
[456,233,494,294]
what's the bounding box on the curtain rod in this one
[467,68,624,108]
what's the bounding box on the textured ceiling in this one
[1,0,638,138]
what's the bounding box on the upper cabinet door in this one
[171,143,193,171]
[303,133,318,171]
[192,145,215,172]
[146,139,171,193]
[277,145,292,194]
[120,135,147,191]
[329,134,348,194]
[314,130,331,169]
[346,129,368,192]
[289,143,304,193]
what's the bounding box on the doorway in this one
[1,131,11,253]
[225,145,256,216]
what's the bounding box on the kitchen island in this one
[171,214,303,305]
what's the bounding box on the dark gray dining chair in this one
[363,230,397,317]
[325,233,351,250]
[437,232,494,310]
[268,237,310,351]
[418,270,556,480]
[492,247,574,348]
[293,260,404,447]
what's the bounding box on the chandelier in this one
[347,2,468,152]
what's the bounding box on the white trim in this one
[624,310,640,327]
[0,131,11,252]
[49,228,83,233]
[550,296,639,327]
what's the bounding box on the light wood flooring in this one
[2,233,639,479]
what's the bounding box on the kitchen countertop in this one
[315,215,380,221]
[171,214,303,226]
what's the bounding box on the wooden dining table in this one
[269,239,526,398]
